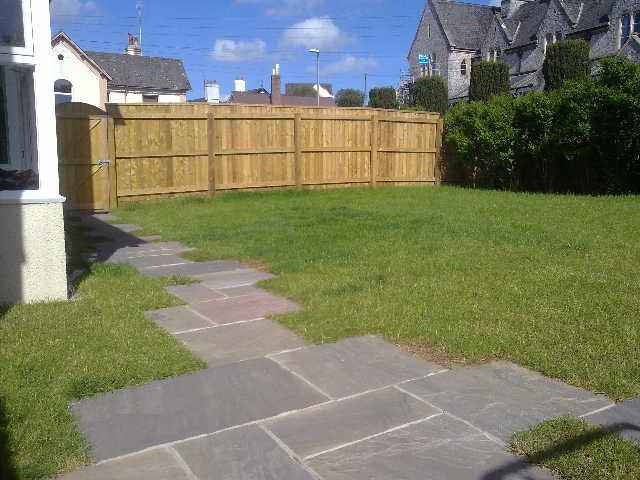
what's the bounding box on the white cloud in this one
[210,39,268,63]
[318,55,378,75]
[279,17,356,52]
[50,0,99,22]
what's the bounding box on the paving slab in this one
[194,268,275,288]
[401,362,613,443]
[189,292,300,325]
[55,447,189,480]
[165,284,226,303]
[218,284,266,298]
[108,253,191,269]
[91,213,120,222]
[307,414,554,480]
[111,223,142,233]
[138,235,161,241]
[584,396,640,445]
[145,306,216,333]
[262,386,440,459]
[139,260,249,278]
[173,424,316,480]
[270,336,445,399]
[175,318,308,366]
[107,242,193,256]
[73,357,328,461]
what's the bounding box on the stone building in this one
[409,0,640,100]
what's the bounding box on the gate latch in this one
[98,159,111,165]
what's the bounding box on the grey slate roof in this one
[559,0,583,24]
[506,0,550,49]
[85,51,191,91]
[433,1,498,50]
[571,0,617,34]
[228,91,335,107]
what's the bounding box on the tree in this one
[411,76,449,115]
[468,60,510,102]
[542,40,590,91]
[290,84,317,97]
[335,88,364,107]
[368,87,398,109]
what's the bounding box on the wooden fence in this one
[74,103,442,209]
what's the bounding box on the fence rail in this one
[87,103,442,208]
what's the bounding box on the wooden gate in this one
[56,102,112,211]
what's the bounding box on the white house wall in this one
[52,43,102,108]
[108,90,184,103]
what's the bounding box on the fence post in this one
[435,117,443,186]
[370,114,378,187]
[107,116,118,211]
[207,113,216,197]
[294,112,302,191]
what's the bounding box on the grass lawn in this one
[0,220,206,479]
[510,416,640,479]
[112,186,640,401]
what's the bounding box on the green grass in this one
[510,416,640,479]
[0,221,206,479]
[113,186,640,401]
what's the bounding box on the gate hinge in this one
[98,159,111,165]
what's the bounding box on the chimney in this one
[234,77,246,92]
[205,80,220,103]
[270,64,281,106]
[125,33,142,55]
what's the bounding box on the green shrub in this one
[368,87,398,109]
[468,60,510,102]
[411,76,449,115]
[335,88,364,107]
[291,84,317,97]
[542,40,590,91]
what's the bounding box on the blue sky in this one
[49,0,493,101]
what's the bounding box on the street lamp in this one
[309,48,320,107]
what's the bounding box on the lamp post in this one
[309,48,320,107]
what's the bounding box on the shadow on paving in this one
[72,214,149,262]
[0,398,18,480]
[480,422,640,480]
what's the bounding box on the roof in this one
[285,83,333,95]
[51,31,111,81]
[432,1,498,50]
[571,0,617,34]
[228,91,335,107]
[505,0,550,49]
[228,91,272,105]
[85,51,192,91]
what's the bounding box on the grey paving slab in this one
[140,260,249,278]
[262,386,440,459]
[55,447,189,480]
[585,396,640,445]
[165,283,226,303]
[111,223,142,233]
[175,319,308,366]
[145,306,216,333]
[174,424,316,480]
[270,336,445,399]
[189,292,300,325]
[195,268,275,288]
[109,253,191,269]
[138,235,161,241]
[218,284,266,298]
[401,362,614,443]
[307,414,554,480]
[91,213,120,221]
[73,357,328,462]
[108,242,192,256]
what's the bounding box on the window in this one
[496,48,501,60]
[635,12,640,33]
[555,32,562,42]
[428,24,431,38]
[54,79,72,104]
[621,14,631,47]
[142,94,159,103]
[0,0,33,56]
[460,59,467,76]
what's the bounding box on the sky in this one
[49,0,495,101]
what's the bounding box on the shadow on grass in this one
[0,398,18,480]
[481,422,640,480]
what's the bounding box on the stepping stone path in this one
[59,213,639,480]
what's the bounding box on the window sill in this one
[0,190,65,204]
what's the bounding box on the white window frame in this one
[0,0,34,58]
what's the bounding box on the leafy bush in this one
[542,40,590,91]
[335,88,364,107]
[368,87,398,109]
[411,76,449,115]
[468,60,510,102]
[291,84,317,97]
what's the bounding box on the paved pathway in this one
[58,214,638,480]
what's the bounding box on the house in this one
[226,66,336,107]
[409,0,640,100]
[52,31,191,109]
[285,83,334,98]
[0,0,68,303]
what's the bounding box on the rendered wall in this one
[52,43,102,108]
[0,202,67,304]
